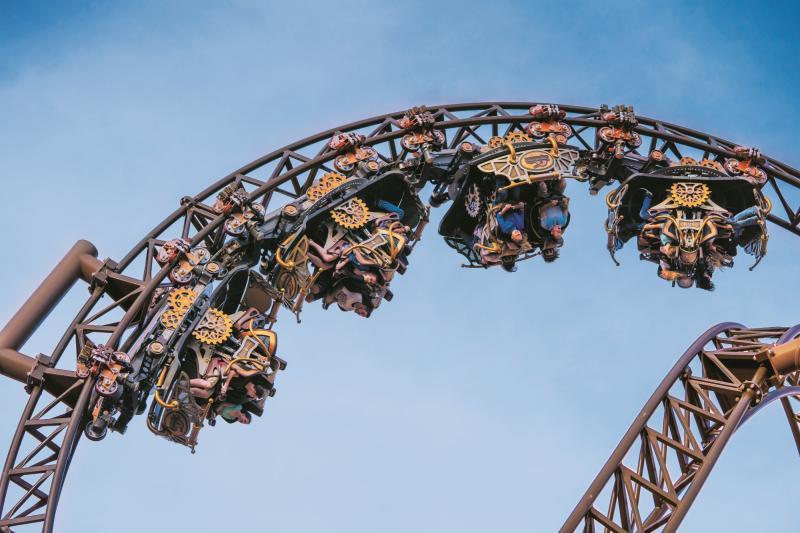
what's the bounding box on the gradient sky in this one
[1,1,799,532]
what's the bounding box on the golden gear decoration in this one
[168,288,196,311]
[306,185,326,202]
[192,308,233,345]
[160,308,183,329]
[699,159,725,173]
[330,197,370,229]
[504,131,532,144]
[319,172,347,190]
[487,136,505,149]
[306,172,349,202]
[487,132,532,150]
[670,182,711,208]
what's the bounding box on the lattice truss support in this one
[0,252,145,532]
[561,324,800,533]
[2,103,800,532]
[0,381,86,532]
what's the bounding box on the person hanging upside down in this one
[495,201,527,245]
[613,189,654,252]
[215,402,251,424]
[538,197,568,262]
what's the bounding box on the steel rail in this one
[3,102,800,532]
[559,322,743,532]
[117,102,800,275]
[561,326,800,532]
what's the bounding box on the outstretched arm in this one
[308,239,341,263]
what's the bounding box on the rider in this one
[728,205,763,240]
[493,201,529,272]
[613,189,654,252]
[216,402,252,424]
[537,180,569,262]
[495,201,527,245]
[308,198,409,315]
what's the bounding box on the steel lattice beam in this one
[2,102,800,532]
[561,325,800,532]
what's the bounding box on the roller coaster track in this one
[1,102,800,532]
[561,323,800,532]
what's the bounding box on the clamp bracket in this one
[25,353,52,393]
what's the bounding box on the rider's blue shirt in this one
[496,210,525,235]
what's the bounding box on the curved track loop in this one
[3,102,800,532]
[561,324,800,533]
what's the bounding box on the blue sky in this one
[0,1,799,531]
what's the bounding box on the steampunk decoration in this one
[527,104,573,143]
[398,105,445,152]
[605,152,771,289]
[439,113,579,271]
[29,103,783,454]
[1,101,797,533]
[330,132,379,174]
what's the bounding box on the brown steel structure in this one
[561,324,800,532]
[1,102,800,532]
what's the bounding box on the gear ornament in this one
[168,288,196,311]
[160,288,196,328]
[330,197,370,229]
[700,159,725,173]
[670,182,710,208]
[160,309,183,329]
[306,172,348,202]
[192,308,233,345]
[503,131,532,144]
[487,131,532,149]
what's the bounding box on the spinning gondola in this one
[439,139,579,269]
[606,158,770,289]
[6,102,799,533]
[262,167,427,317]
